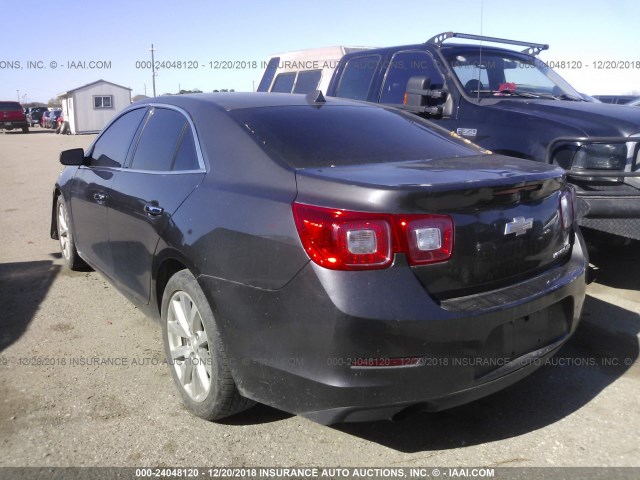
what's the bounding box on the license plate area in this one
[475,299,572,379]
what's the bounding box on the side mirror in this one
[404,76,432,108]
[59,148,85,166]
[403,76,448,117]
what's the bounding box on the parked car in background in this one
[55,113,70,134]
[41,110,52,128]
[46,110,61,129]
[593,95,640,104]
[0,101,29,133]
[26,106,50,127]
[51,92,587,425]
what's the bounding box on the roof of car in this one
[134,92,371,111]
[348,43,530,59]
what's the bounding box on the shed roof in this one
[58,79,132,98]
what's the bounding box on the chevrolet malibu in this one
[51,92,587,424]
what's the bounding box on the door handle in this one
[93,193,107,204]
[144,204,164,216]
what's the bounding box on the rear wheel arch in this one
[155,257,190,315]
[160,268,255,420]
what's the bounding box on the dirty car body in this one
[51,92,587,424]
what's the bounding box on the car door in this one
[108,106,205,304]
[69,107,148,277]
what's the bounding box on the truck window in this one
[334,55,381,101]
[503,59,556,91]
[451,59,490,93]
[257,57,280,92]
[293,70,322,94]
[380,51,444,104]
[271,73,296,93]
[447,52,581,98]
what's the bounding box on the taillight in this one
[292,204,393,269]
[396,216,454,264]
[292,203,454,271]
[559,190,573,230]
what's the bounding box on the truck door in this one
[332,54,383,102]
[378,50,445,105]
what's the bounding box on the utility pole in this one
[150,44,157,97]
[17,90,20,102]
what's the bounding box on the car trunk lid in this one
[295,155,572,299]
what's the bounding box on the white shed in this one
[58,79,132,134]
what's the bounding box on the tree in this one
[47,98,62,108]
[23,102,47,108]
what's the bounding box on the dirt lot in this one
[0,130,639,469]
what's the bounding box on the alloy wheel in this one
[166,291,212,402]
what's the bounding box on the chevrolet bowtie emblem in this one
[504,217,533,236]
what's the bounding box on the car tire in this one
[22,127,29,133]
[56,196,88,270]
[161,269,254,421]
[60,122,70,135]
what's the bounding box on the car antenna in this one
[477,0,483,103]
[306,90,326,106]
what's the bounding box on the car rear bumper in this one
[199,233,587,424]
[0,120,28,130]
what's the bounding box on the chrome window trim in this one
[84,103,207,174]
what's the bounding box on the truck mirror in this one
[403,76,448,117]
[404,76,432,107]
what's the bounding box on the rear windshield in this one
[230,105,481,168]
[0,102,23,111]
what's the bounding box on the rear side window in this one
[172,127,200,171]
[89,108,147,168]
[129,107,199,172]
[232,105,478,168]
[334,55,381,101]
[271,73,296,93]
[293,70,322,94]
[380,51,444,104]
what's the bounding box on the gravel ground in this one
[0,130,638,470]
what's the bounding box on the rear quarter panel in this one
[156,107,308,290]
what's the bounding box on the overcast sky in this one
[2,0,639,102]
